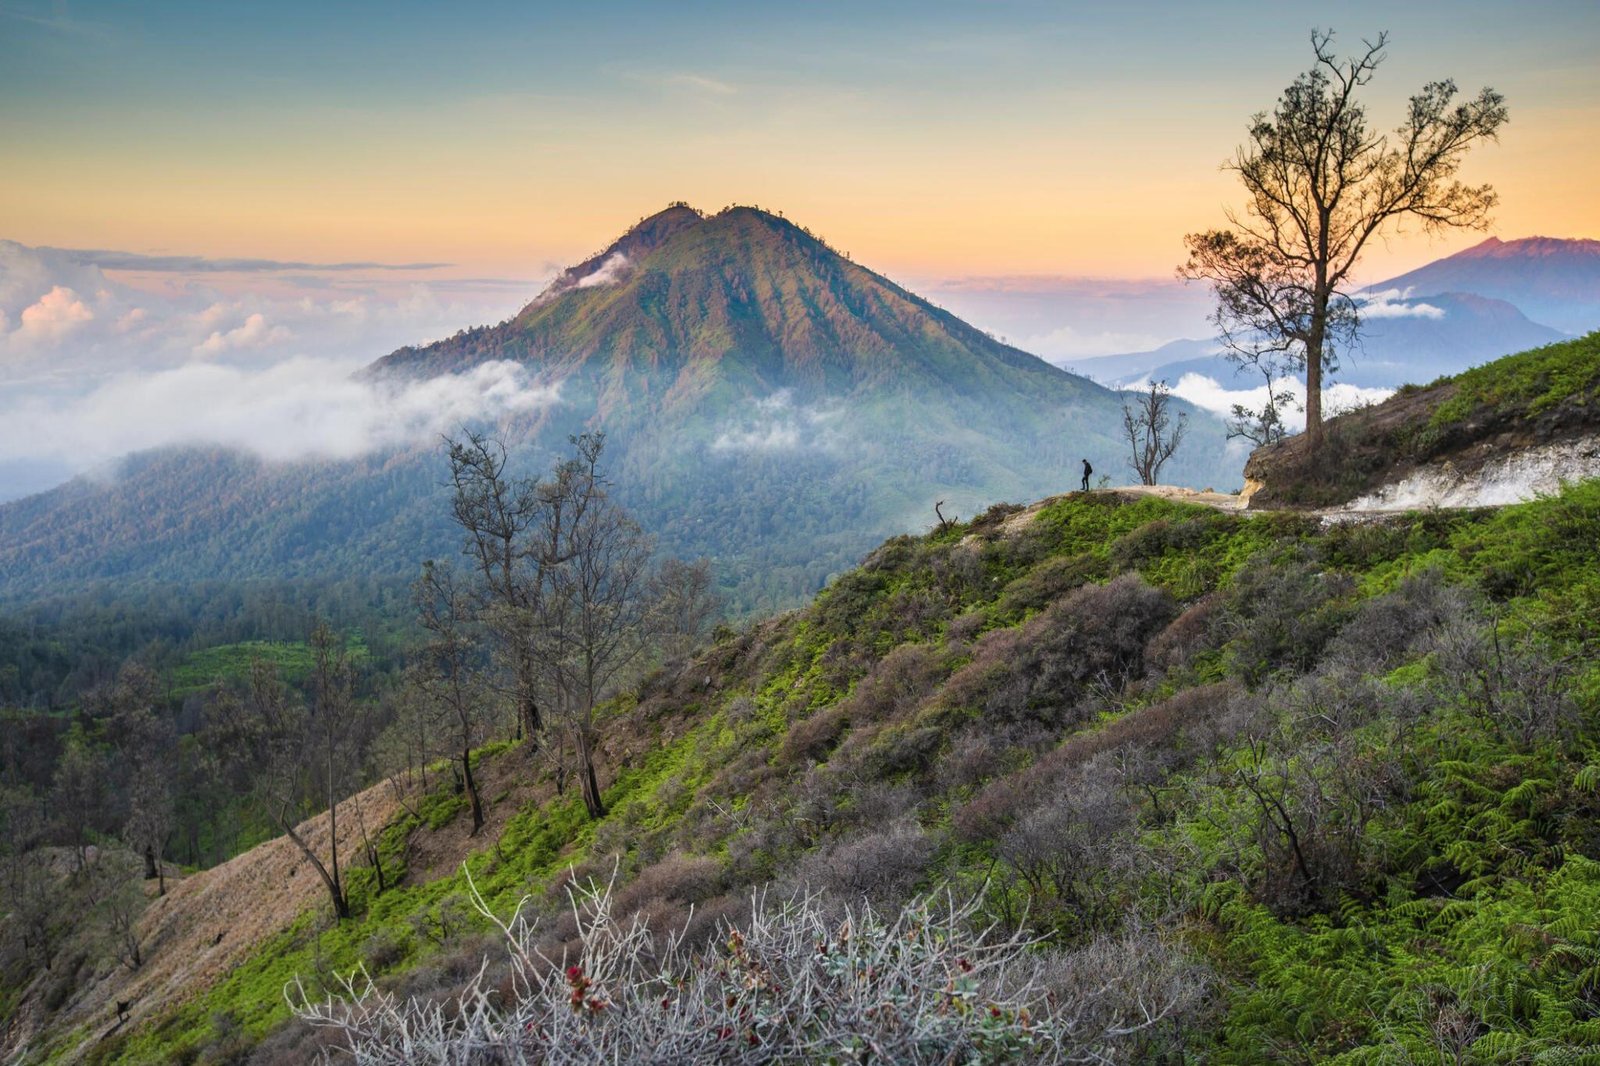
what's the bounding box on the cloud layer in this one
[711,389,842,452]
[1165,372,1394,433]
[1357,288,1446,320]
[0,239,533,386]
[0,238,555,499]
[0,358,559,474]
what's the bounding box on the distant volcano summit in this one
[370,203,1102,416]
[1370,236,1600,336]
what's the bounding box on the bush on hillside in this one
[292,870,1208,1064]
[1221,551,1355,685]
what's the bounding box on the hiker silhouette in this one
[1081,459,1092,492]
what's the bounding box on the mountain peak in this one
[622,202,705,241]
[367,200,1098,409]
[1370,235,1600,335]
[1455,235,1600,261]
[535,203,706,301]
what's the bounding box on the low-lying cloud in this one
[1358,288,1446,320]
[0,238,535,387]
[712,389,841,452]
[1164,372,1394,433]
[0,358,560,475]
[576,252,631,289]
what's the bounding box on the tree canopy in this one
[1181,29,1507,444]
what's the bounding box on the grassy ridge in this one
[1248,331,1600,508]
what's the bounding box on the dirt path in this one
[995,477,1547,536]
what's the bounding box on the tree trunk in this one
[284,823,350,919]
[462,749,484,834]
[143,844,157,881]
[1305,344,1324,444]
[518,694,541,747]
[577,731,606,820]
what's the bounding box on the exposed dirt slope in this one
[5,784,400,1064]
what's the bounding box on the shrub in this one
[612,852,725,916]
[1323,567,1473,673]
[1221,552,1355,685]
[839,642,943,726]
[1144,593,1224,677]
[1430,620,1581,749]
[944,609,986,648]
[960,575,1175,728]
[991,553,1106,624]
[994,758,1138,933]
[777,704,848,765]
[797,819,932,903]
[293,870,1205,1064]
[359,929,410,974]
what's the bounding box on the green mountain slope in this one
[50,469,1600,1063]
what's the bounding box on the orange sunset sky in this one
[3,0,1597,284]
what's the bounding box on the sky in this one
[1,0,1597,499]
[3,0,1596,280]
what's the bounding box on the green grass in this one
[164,635,369,697]
[1427,330,1600,434]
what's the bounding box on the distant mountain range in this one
[0,205,1234,614]
[1064,236,1598,391]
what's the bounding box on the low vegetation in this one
[6,334,1600,1062]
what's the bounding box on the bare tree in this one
[647,557,722,664]
[411,560,493,834]
[1180,29,1506,444]
[96,663,176,894]
[1121,380,1187,486]
[446,431,544,743]
[534,434,654,820]
[211,634,361,921]
[50,737,108,871]
[1224,350,1299,448]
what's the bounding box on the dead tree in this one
[1121,380,1188,486]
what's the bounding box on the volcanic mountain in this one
[0,205,1234,613]
[1369,235,1600,336]
[371,204,1161,437]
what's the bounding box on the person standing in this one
[1080,458,1093,492]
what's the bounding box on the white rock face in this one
[1343,434,1600,512]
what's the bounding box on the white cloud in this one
[1014,323,1173,360]
[1165,372,1393,433]
[711,392,840,452]
[194,312,292,357]
[1358,288,1446,320]
[713,424,803,451]
[13,285,94,345]
[576,252,631,289]
[0,358,560,471]
[0,239,536,381]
